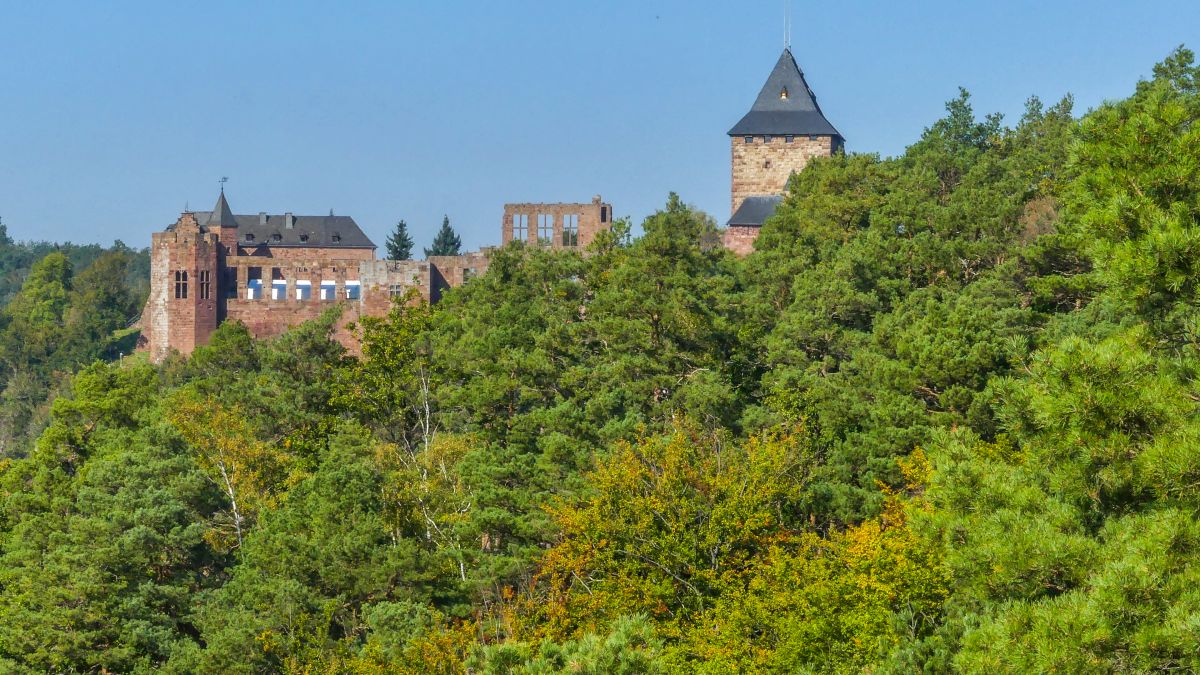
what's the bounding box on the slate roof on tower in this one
[210,191,238,229]
[725,195,783,228]
[728,48,842,140]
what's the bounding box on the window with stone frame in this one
[537,214,553,245]
[174,270,188,299]
[562,214,579,246]
[270,268,286,300]
[512,213,529,242]
[247,267,263,300]
[198,270,211,299]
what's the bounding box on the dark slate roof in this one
[194,212,375,248]
[728,49,842,139]
[210,191,237,229]
[186,193,375,248]
[726,196,783,228]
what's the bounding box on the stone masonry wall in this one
[731,134,832,214]
[145,213,220,362]
[721,226,761,257]
[222,257,430,356]
[230,245,375,262]
[502,197,612,250]
[427,250,492,296]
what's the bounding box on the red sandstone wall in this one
[426,251,491,290]
[232,245,375,261]
[225,298,367,355]
[502,198,612,250]
[145,213,220,362]
[721,226,761,257]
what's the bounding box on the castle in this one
[143,48,838,361]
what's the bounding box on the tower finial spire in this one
[784,0,791,49]
[219,176,228,194]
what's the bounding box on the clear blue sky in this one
[1,1,1197,251]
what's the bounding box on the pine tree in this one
[424,216,462,257]
[384,220,414,260]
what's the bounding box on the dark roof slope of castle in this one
[210,191,237,229]
[194,213,375,248]
[187,193,375,248]
[728,49,842,139]
[726,195,783,228]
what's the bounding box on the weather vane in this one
[219,176,229,193]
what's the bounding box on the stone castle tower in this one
[723,48,843,254]
[146,209,221,360]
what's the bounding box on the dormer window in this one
[299,234,309,243]
[244,233,255,242]
[780,87,789,100]
[271,233,282,243]
[332,233,341,243]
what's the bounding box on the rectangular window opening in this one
[512,213,529,242]
[224,268,237,298]
[319,281,337,301]
[174,270,188,299]
[345,280,361,300]
[247,267,263,300]
[198,270,211,300]
[295,280,312,301]
[537,213,553,245]
[562,214,579,247]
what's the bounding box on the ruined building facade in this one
[723,48,843,255]
[502,197,613,250]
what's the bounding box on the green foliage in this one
[1065,46,1200,344]
[386,219,415,260]
[470,615,664,674]
[425,215,462,257]
[0,245,146,457]
[529,426,818,642]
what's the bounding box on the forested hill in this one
[0,234,148,456]
[0,48,1198,672]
